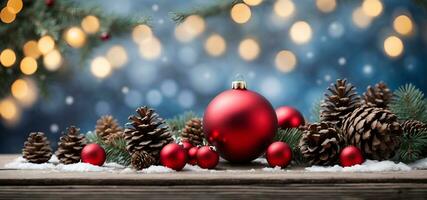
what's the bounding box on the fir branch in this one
[396,129,427,163]
[390,84,427,123]
[274,128,305,164]
[170,0,243,23]
[310,98,322,123]
[86,132,131,166]
[166,111,199,138]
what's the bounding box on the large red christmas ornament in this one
[187,146,199,165]
[197,146,219,169]
[275,106,305,129]
[340,146,364,167]
[160,143,187,171]
[81,144,106,166]
[203,80,278,163]
[266,142,292,168]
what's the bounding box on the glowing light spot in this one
[7,0,23,14]
[139,37,162,60]
[0,7,16,23]
[0,98,20,121]
[38,35,55,55]
[275,50,297,73]
[230,3,251,24]
[11,78,37,107]
[243,0,263,6]
[11,79,28,99]
[352,7,372,29]
[393,15,413,36]
[174,15,206,42]
[362,0,383,17]
[43,49,62,71]
[20,57,38,75]
[0,49,16,67]
[316,0,336,13]
[383,36,404,58]
[91,57,112,78]
[289,21,312,44]
[238,38,260,61]
[204,34,227,57]
[132,24,153,44]
[81,15,100,34]
[23,40,41,59]
[64,27,87,48]
[273,0,295,18]
[106,45,128,68]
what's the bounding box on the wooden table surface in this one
[1,154,427,199]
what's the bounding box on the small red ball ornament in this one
[340,146,364,167]
[45,0,55,7]
[266,142,292,168]
[197,146,219,169]
[160,143,187,171]
[181,141,193,152]
[203,80,278,163]
[187,146,199,165]
[81,144,106,166]
[275,106,305,129]
[100,32,110,41]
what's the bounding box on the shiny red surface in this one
[160,143,187,171]
[275,106,305,129]
[196,146,219,169]
[81,143,106,166]
[266,142,292,168]
[340,146,364,167]
[187,146,198,165]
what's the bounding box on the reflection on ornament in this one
[290,21,312,44]
[362,0,383,17]
[384,36,404,58]
[7,0,23,14]
[243,0,263,6]
[106,45,128,68]
[81,15,100,34]
[139,37,162,60]
[20,57,38,75]
[38,35,55,54]
[23,40,41,59]
[64,27,87,48]
[204,34,226,57]
[43,49,62,71]
[275,50,297,73]
[352,7,372,29]
[0,49,16,67]
[238,38,260,61]
[132,24,153,44]
[393,15,413,36]
[0,7,16,23]
[316,0,336,13]
[91,57,112,78]
[274,0,295,18]
[230,3,251,24]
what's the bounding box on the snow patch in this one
[306,160,412,172]
[409,157,427,169]
[253,158,268,165]
[262,166,284,172]
[140,165,175,173]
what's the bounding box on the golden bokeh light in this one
[20,57,38,75]
[352,7,372,28]
[1,7,16,23]
[238,38,260,61]
[11,79,28,100]
[38,35,55,54]
[64,27,87,48]
[230,3,252,24]
[132,24,153,44]
[7,0,23,14]
[174,15,206,43]
[289,21,312,44]
[91,56,112,79]
[106,45,128,68]
[81,15,100,34]
[384,36,404,58]
[0,98,20,123]
[274,0,295,18]
[362,0,383,17]
[43,49,62,71]
[11,78,37,107]
[316,0,336,13]
[139,37,162,60]
[275,50,297,73]
[0,49,16,67]
[393,15,413,36]
[204,34,227,57]
[23,40,41,59]
[243,0,263,6]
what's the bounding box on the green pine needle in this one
[396,129,427,163]
[274,128,305,164]
[166,111,199,138]
[390,84,427,123]
[86,132,131,166]
[310,98,322,123]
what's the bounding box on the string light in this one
[64,27,87,48]
[38,35,55,55]
[274,0,295,18]
[238,38,260,61]
[352,7,372,28]
[139,37,162,60]
[91,56,112,78]
[275,50,297,73]
[0,7,16,23]
[204,34,227,57]
[81,15,100,34]
[0,98,20,123]
[132,24,153,44]
[174,15,206,42]
[362,0,383,17]
[384,36,404,58]
[0,49,16,67]
[290,21,312,44]
[20,57,37,75]
[106,45,128,68]
[43,49,62,71]
[393,15,413,36]
[230,3,251,24]
[7,0,23,14]
[243,0,263,6]
[316,0,336,13]
[23,40,41,59]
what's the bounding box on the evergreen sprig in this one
[274,128,305,164]
[170,0,243,23]
[396,129,427,163]
[390,84,427,123]
[86,132,131,166]
[310,98,322,123]
[166,111,199,138]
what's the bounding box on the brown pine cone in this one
[124,106,173,162]
[95,115,124,145]
[320,79,361,128]
[342,106,402,160]
[181,118,204,146]
[131,151,156,170]
[299,122,344,166]
[56,126,87,164]
[401,120,427,135]
[22,132,52,164]
[363,82,393,108]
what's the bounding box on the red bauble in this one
[275,106,305,129]
[181,141,193,152]
[100,32,110,41]
[81,144,106,166]
[187,146,199,165]
[340,146,364,167]
[45,0,55,7]
[266,142,292,168]
[203,81,278,163]
[160,143,187,171]
[197,146,219,169]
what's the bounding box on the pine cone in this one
[299,122,344,166]
[124,106,173,162]
[342,106,402,160]
[363,82,393,108]
[56,126,87,164]
[181,118,204,146]
[320,79,361,128]
[22,132,52,164]
[131,151,156,170]
[95,115,124,145]
[401,120,427,135]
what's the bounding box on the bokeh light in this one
[11,79,28,100]
[273,0,295,18]
[0,98,21,123]
[316,0,336,13]
[0,7,16,23]
[64,27,87,48]
[38,35,55,55]
[106,45,128,68]
[230,3,251,24]
[20,57,38,75]
[91,56,112,78]
[81,15,100,34]
[393,15,413,36]
[43,49,62,71]
[0,49,16,67]
[7,0,23,14]
[23,40,41,59]
[290,21,312,44]
[139,37,162,60]
[10,78,38,107]
[204,34,227,57]
[384,36,404,58]
[243,0,263,6]
[352,7,372,28]
[174,15,205,43]
[275,50,297,73]
[132,24,153,44]
[362,0,383,17]
[238,38,260,61]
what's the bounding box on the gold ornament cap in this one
[232,80,247,90]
